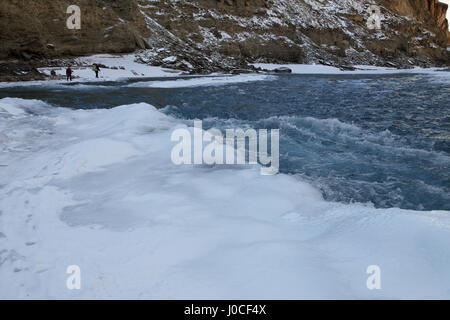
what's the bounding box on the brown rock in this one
[0,0,449,72]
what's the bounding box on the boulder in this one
[339,65,356,71]
[273,67,292,73]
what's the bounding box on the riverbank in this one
[2,53,449,85]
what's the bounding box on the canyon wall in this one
[383,0,449,41]
[0,0,150,59]
[0,0,449,71]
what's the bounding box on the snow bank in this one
[252,63,448,75]
[38,54,183,82]
[1,98,450,299]
[3,52,448,88]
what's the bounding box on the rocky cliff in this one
[384,0,449,39]
[0,0,149,59]
[0,0,449,76]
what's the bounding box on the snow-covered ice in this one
[1,97,450,299]
[251,63,448,75]
[4,52,449,89]
[38,54,184,82]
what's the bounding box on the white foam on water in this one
[127,74,277,88]
[0,97,450,299]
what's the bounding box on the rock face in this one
[0,0,449,73]
[0,0,150,60]
[383,0,450,42]
[0,62,45,82]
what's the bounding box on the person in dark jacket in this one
[93,64,100,78]
[66,67,73,81]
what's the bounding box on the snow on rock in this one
[162,56,177,63]
[135,0,450,69]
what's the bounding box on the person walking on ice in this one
[66,67,73,81]
[93,64,100,78]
